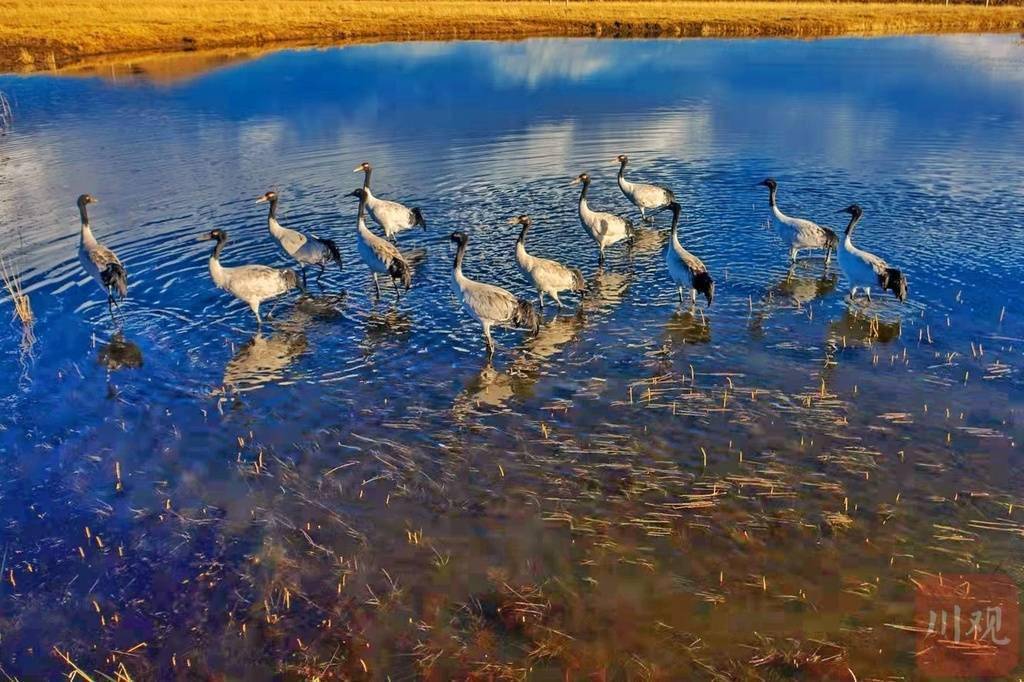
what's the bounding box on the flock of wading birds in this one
[76,156,909,356]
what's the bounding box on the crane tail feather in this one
[101,263,128,300]
[315,237,343,270]
[389,258,412,290]
[693,271,714,307]
[514,299,540,334]
[823,227,839,251]
[571,268,586,292]
[880,268,908,302]
[284,269,302,291]
[411,208,426,229]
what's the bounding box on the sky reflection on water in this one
[0,35,1023,679]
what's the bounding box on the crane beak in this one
[196,234,212,242]
[569,177,581,186]
[506,217,519,225]
[352,166,363,173]
[255,196,267,203]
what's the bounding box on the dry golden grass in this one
[0,254,32,328]
[0,253,36,360]
[2,0,1024,72]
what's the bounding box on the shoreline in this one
[2,1,1023,75]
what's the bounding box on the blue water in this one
[0,36,1022,679]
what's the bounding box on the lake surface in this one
[1,35,1023,679]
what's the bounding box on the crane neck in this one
[210,235,227,261]
[517,220,531,245]
[767,186,777,208]
[266,196,278,220]
[78,203,98,247]
[357,194,368,225]
[618,161,627,180]
[453,240,467,274]
[844,214,861,237]
[362,167,372,190]
[670,209,682,248]
[208,236,227,287]
[578,179,590,201]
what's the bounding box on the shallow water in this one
[1,35,1023,679]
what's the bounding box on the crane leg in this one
[677,287,684,305]
[315,264,325,289]
[538,291,545,310]
[789,247,798,264]
[483,323,495,357]
[392,277,402,303]
[848,286,858,302]
[691,288,697,306]
[552,292,564,309]
[373,273,381,300]
[300,267,308,288]
[253,303,262,327]
[598,249,605,267]
[865,288,872,302]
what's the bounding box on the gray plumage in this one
[450,231,539,356]
[615,154,674,222]
[200,228,301,325]
[354,161,426,241]
[759,178,838,264]
[665,202,714,307]
[836,204,908,303]
[258,190,342,287]
[572,172,634,265]
[349,188,415,300]
[76,193,127,319]
[509,214,585,309]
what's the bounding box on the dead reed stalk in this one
[0,253,35,348]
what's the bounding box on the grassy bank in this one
[2,0,1024,73]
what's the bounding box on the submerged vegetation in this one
[2,0,1024,72]
[1,31,1022,680]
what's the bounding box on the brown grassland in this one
[1,0,1024,73]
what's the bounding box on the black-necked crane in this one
[353,161,426,241]
[836,204,908,303]
[758,178,838,264]
[257,190,341,287]
[76,193,127,321]
[665,201,714,307]
[614,154,674,223]
[571,172,633,266]
[198,229,301,326]
[348,187,413,301]
[449,231,539,357]
[509,214,585,309]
